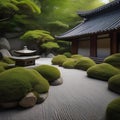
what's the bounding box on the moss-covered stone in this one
[62,58,77,69]
[51,55,67,66]
[108,74,120,94]
[87,63,120,81]
[106,97,120,120]
[104,53,120,69]
[0,61,9,68]
[0,67,49,102]
[75,57,96,71]
[34,65,61,83]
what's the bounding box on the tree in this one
[36,0,103,35]
[20,30,55,54]
[0,0,41,33]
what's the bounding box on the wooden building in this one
[56,0,120,62]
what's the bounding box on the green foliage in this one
[20,30,54,43]
[108,74,120,94]
[0,0,41,32]
[41,42,60,50]
[87,63,120,81]
[62,58,77,69]
[14,0,41,14]
[75,57,96,71]
[52,55,67,66]
[34,65,61,83]
[106,97,120,120]
[0,66,5,73]
[39,0,103,35]
[63,52,72,58]
[71,54,83,59]
[0,61,9,68]
[0,67,49,102]
[1,57,15,64]
[104,53,120,69]
[48,21,69,29]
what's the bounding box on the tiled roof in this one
[78,0,120,17]
[56,0,120,39]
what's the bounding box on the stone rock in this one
[19,92,37,108]
[46,53,54,58]
[50,77,63,86]
[0,101,18,109]
[0,49,11,57]
[0,37,10,50]
[37,92,48,104]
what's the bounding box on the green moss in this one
[75,57,96,71]
[0,62,9,68]
[87,63,120,81]
[26,69,49,93]
[108,74,120,94]
[0,68,32,102]
[52,55,67,66]
[71,54,83,59]
[62,58,77,69]
[34,65,61,83]
[0,66,5,73]
[104,53,120,69]
[63,52,72,58]
[0,67,49,102]
[2,57,15,64]
[106,97,120,120]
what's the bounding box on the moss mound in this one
[106,97,120,120]
[75,57,96,71]
[62,58,77,69]
[52,55,67,66]
[0,62,9,68]
[34,65,61,83]
[87,63,120,81]
[0,66,5,73]
[0,67,49,102]
[108,74,120,94]
[71,54,83,59]
[104,53,120,69]
[63,52,72,58]
[2,57,15,64]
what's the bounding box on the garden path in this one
[0,58,119,120]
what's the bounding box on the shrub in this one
[87,63,120,81]
[0,67,49,102]
[52,55,67,66]
[75,57,96,71]
[106,97,120,120]
[62,58,77,69]
[104,53,120,69]
[34,65,61,83]
[108,74,120,94]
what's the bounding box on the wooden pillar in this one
[71,39,78,54]
[110,31,118,54]
[90,34,97,57]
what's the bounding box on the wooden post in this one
[110,31,117,54]
[90,34,97,57]
[71,39,78,54]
